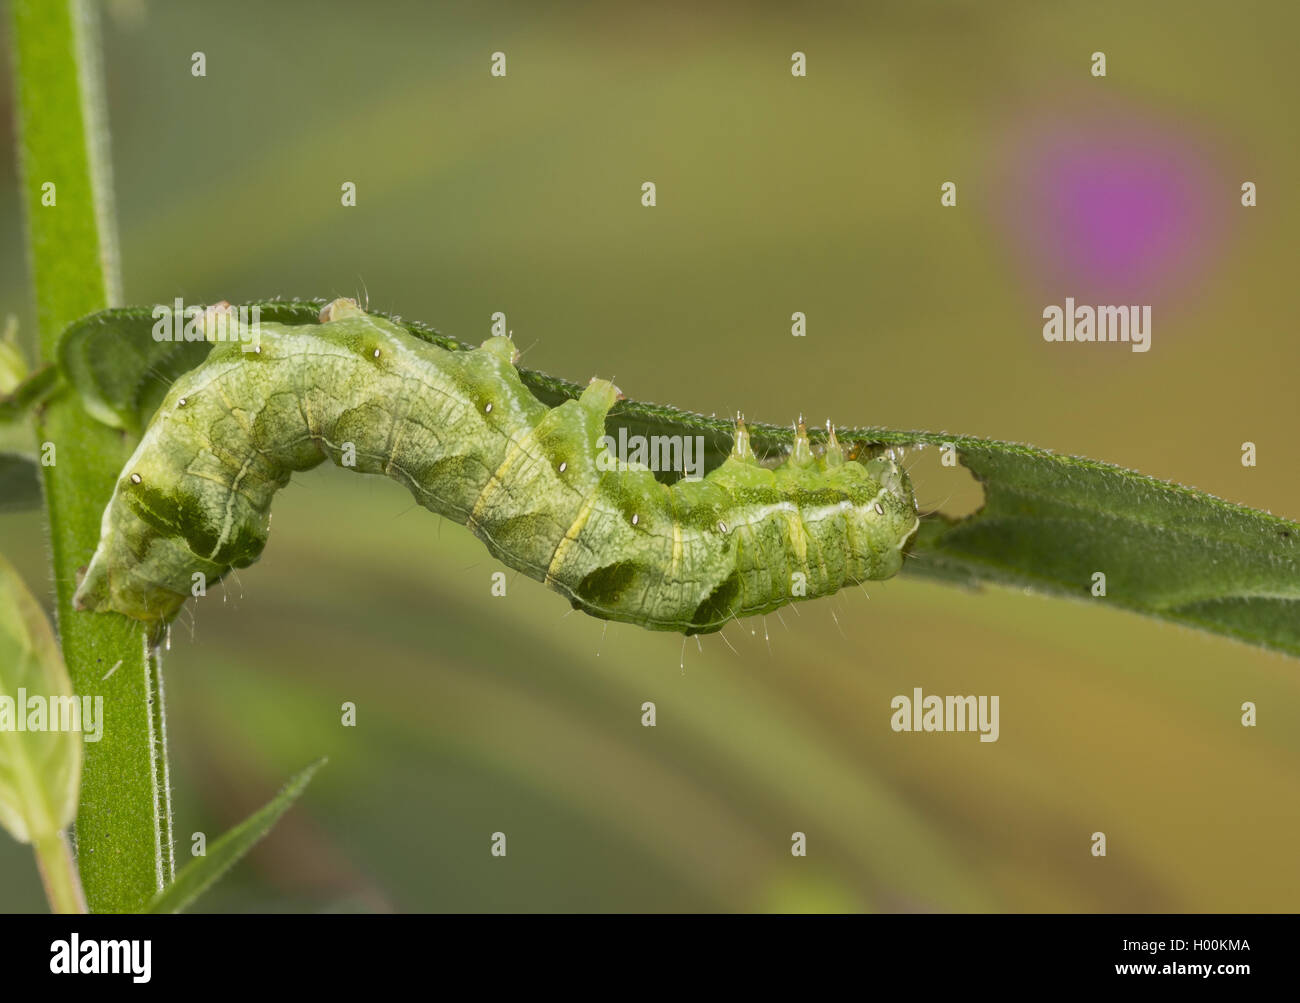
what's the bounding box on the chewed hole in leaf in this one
[899,443,985,521]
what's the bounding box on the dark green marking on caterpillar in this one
[72,300,920,636]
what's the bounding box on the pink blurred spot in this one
[993,108,1228,302]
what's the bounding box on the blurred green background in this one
[2,0,1298,911]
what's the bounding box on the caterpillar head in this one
[318,297,364,323]
[837,448,921,571]
[864,451,915,509]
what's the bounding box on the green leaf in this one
[0,452,42,512]
[55,302,1300,658]
[0,321,29,393]
[146,758,326,914]
[0,552,81,844]
[0,365,61,425]
[904,440,1300,655]
[57,308,210,432]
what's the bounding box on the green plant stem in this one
[148,642,176,883]
[10,0,173,911]
[33,830,88,914]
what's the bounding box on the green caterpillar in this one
[72,300,919,635]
